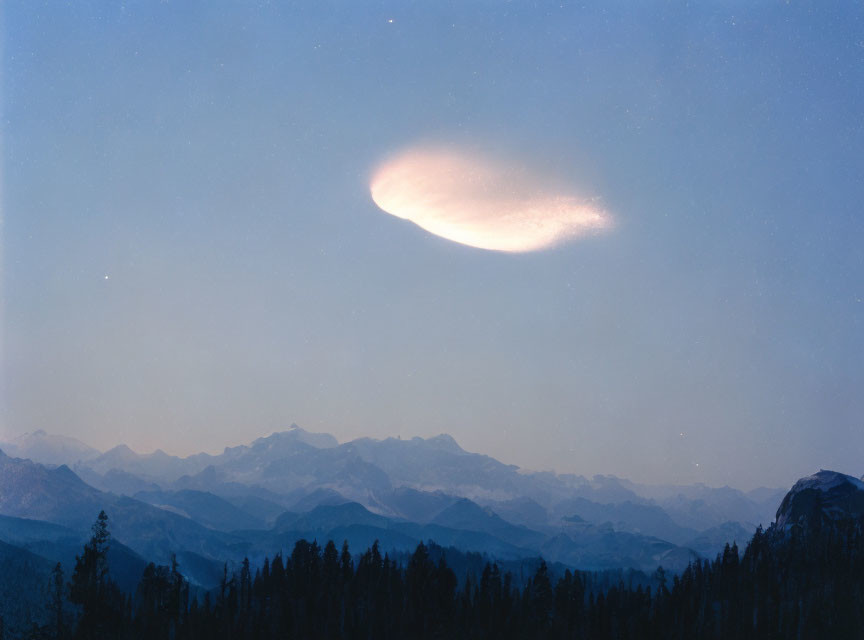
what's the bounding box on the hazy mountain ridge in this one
[0,449,242,586]
[5,427,782,529]
[1,428,784,528]
[1,428,781,523]
[0,427,821,589]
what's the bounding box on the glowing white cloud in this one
[370,147,610,252]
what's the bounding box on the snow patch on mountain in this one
[794,470,864,493]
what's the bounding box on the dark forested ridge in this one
[8,503,864,640]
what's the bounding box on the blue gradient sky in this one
[2,1,863,488]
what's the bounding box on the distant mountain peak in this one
[0,430,101,466]
[424,434,464,453]
[105,444,138,457]
[251,426,338,450]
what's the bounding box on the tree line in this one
[8,509,864,639]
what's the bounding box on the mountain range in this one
[0,426,833,594]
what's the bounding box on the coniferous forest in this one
[8,509,864,640]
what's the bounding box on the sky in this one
[2,1,863,489]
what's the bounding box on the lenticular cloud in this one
[370,147,610,252]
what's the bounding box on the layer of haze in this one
[2,2,863,489]
[370,147,609,252]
